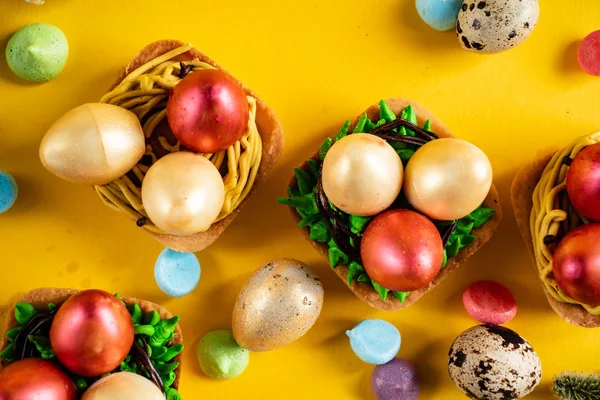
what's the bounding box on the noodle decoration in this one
[530,132,600,314]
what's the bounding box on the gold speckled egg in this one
[232,259,324,351]
[40,103,145,185]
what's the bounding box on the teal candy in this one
[0,171,18,214]
[347,319,401,365]
[416,0,462,31]
[154,248,201,297]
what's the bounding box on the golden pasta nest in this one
[94,44,262,234]
[530,132,600,314]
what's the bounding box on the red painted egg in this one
[553,223,600,306]
[566,142,600,221]
[0,358,76,400]
[360,209,444,292]
[167,69,249,153]
[50,289,134,377]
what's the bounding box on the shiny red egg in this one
[360,209,444,292]
[566,142,600,221]
[553,223,600,306]
[167,69,249,153]
[49,289,134,377]
[0,358,76,400]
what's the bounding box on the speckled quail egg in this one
[457,0,539,54]
[448,324,542,399]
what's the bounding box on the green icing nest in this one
[278,100,495,303]
[0,297,183,400]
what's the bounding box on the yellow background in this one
[0,0,599,398]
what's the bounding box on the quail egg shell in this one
[232,258,324,351]
[448,324,542,399]
[457,0,539,54]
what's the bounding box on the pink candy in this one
[462,281,517,325]
[578,30,600,76]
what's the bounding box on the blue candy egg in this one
[416,0,462,31]
[154,248,201,297]
[347,319,401,365]
[0,170,18,214]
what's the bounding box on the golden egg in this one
[232,259,324,352]
[40,103,145,185]
[404,138,492,220]
[322,134,403,216]
[81,372,164,400]
[141,151,225,236]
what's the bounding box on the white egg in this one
[81,372,165,400]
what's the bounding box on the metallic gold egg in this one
[404,138,492,221]
[232,259,324,352]
[141,152,225,236]
[40,103,145,185]
[322,134,403,216]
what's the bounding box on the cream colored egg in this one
[322,134,403,217]
[40,103,145,185]
[81,372,164,400]
[232,259,324,351]
[404,138,492,221]
[141,151,225,236]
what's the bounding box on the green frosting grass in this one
[0,297,183,400]
[278,100,496,303]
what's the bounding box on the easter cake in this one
[0,288,184,399]
[511,133,600,328]
[278,98,502,310]
[40,40,284,252]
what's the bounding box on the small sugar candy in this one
[462,280,517,325]
[578,30,600,76]
[416,0,462,31]
[371,358,420,400]
[0,171,18,214]
[154,248,200,297]
[6,23,68,82]
[197,329,249,380]
[347,319,401,365]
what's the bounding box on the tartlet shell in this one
[104,40,284,252]
[511,150,600,328]
[0,288,184,389]
[286,98,502,310]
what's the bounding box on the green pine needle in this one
[554,372,600,400]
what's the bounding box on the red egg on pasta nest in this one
[167,69,249,154]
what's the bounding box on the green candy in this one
[197,330,249,380]
[6,23,68,82]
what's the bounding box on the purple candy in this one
[371,358,420,400]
